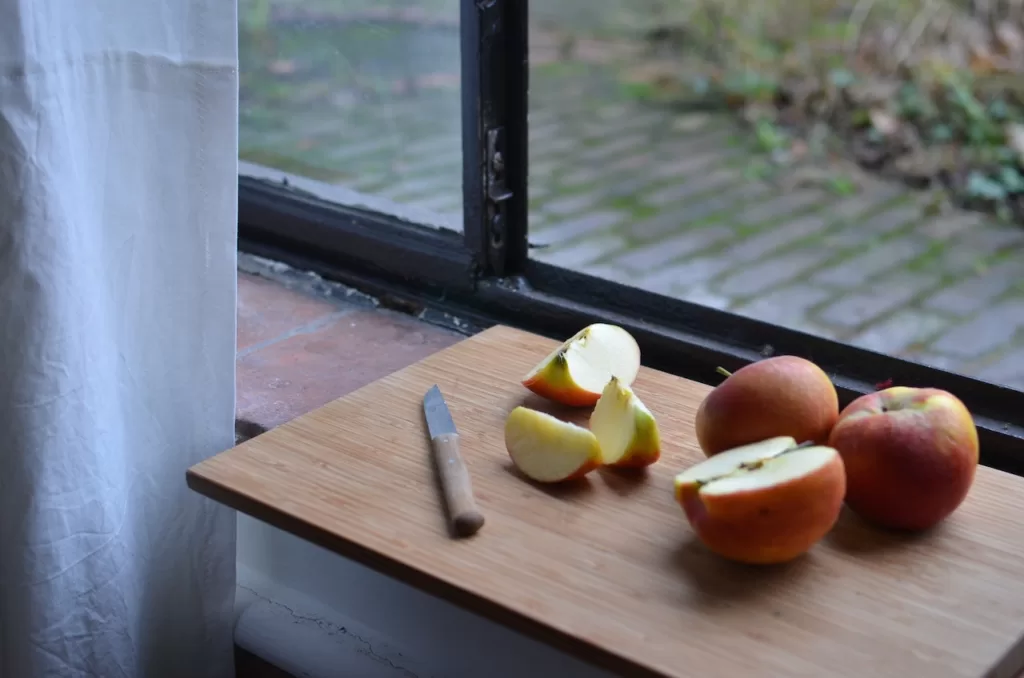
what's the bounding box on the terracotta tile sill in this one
[235,258,464,440]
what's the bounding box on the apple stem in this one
[716,366,732,378]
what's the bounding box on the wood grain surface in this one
[188,325,1024,678]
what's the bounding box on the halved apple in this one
[590,377,661,468]
[522,323,641,407]
[673,437,846,565]
[504,406,602,483]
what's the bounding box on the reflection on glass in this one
[239,0,462,224]
[526,1,1024,390]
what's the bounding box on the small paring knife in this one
[423,385,485,538]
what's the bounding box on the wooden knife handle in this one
[431,432,485,538]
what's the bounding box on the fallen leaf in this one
[869,109,899,136]
[969,47,998,75]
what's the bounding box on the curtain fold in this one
[0,1,239,676]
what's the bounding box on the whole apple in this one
[695,356,839,456]
[828,386,979,531]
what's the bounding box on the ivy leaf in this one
[966,171,1007,201]
[1000,165,1024,193]
[930,124,953,142]
[829,68,855,89]
[995,145,1018,164]
[989,98,1010,121]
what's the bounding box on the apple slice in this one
[522,323,641,407]
[504,406,601,483]
[673,437,845,565]
[590,377,661,468]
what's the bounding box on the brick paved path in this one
[239,16,1024,389]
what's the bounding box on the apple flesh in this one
[828,386,979,531]
[504,406,602,483]
[522,324,641,407]
[673,436,846,565]
[695,356,839,457]
[590,377,661,468]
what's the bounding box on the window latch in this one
[485,127,513,265]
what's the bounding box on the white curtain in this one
[0,1,239,676]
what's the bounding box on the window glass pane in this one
[527,1,1024,390]
[240,0,462,228]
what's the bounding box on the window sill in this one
[233,254,610,678]
[235,255,465,439]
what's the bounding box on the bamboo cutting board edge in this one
[188,325,1024,678]
[185,473,660,678]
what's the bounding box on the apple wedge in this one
[504,406,602,483]
[673,437,845,565]
[590,377,661,468]
[522,323,641,407]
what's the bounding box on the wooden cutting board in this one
[188,325,1024,678]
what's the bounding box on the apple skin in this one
[695,356,839,457]
[828,387,979,531]
[560,458,601,481]
[521,354,602,407]
[608,408,661,468]
[675,449,846,565]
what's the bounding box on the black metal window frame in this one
[237,0,1024,475]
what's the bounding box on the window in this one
[238,0,1024,474]
[239,0,463,230]
[525,0,1024,399]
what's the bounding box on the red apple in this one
[695,356,839,457]
[828,386,979,531]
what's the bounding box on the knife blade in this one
[423,385,485,538]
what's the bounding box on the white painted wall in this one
[235,513,618,678]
